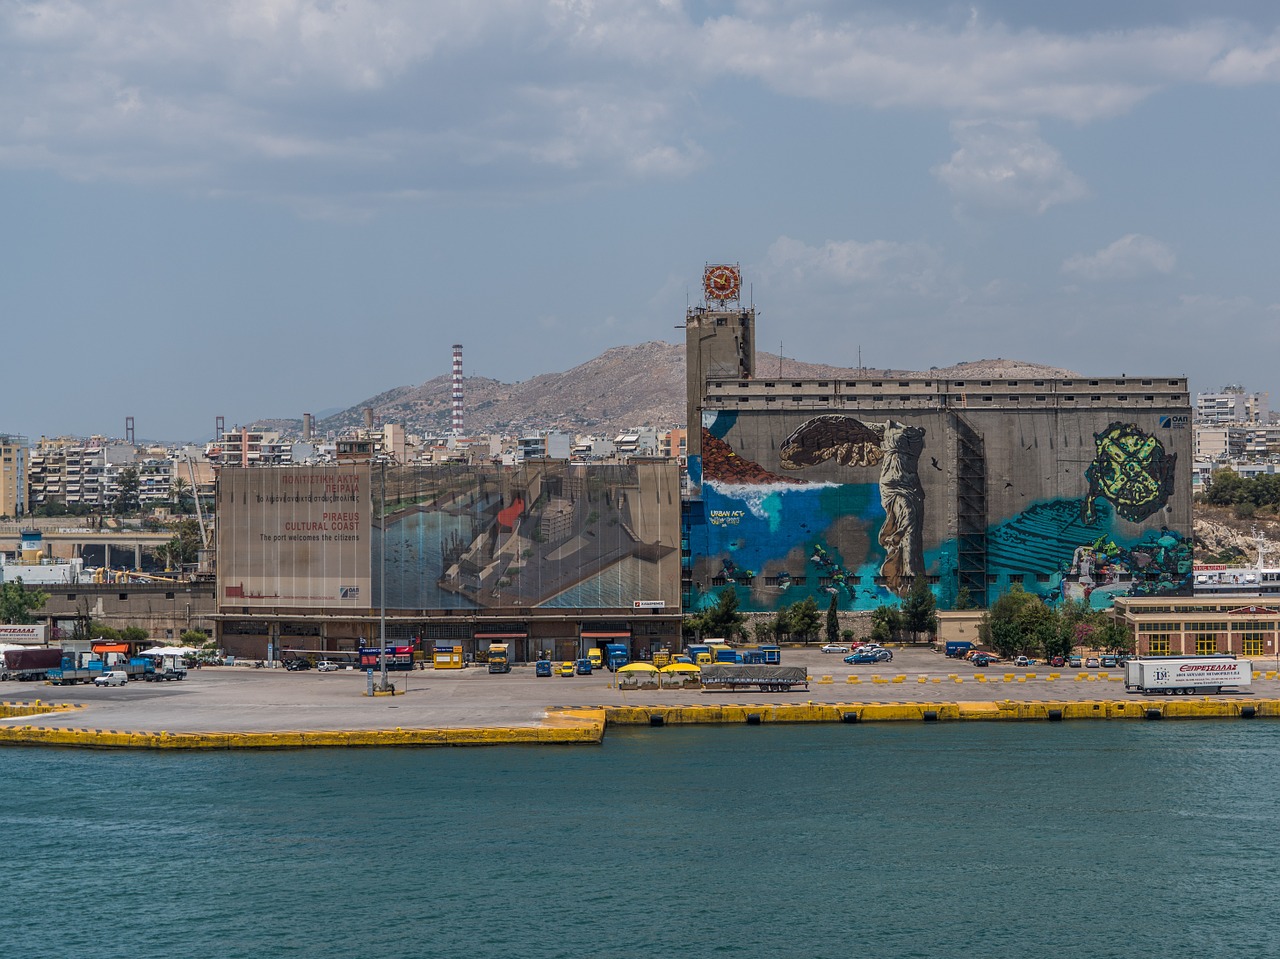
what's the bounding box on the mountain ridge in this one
[249,341,1079,438]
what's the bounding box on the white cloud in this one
[765,235,948,296]
[3,3,1280,207]
[933,120,1088,215]
[1062,234,1177,280]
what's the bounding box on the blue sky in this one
[4,1,1280,441]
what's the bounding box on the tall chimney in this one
[363,407,374,430]
[302,413,313,442]
[452,343,464,433]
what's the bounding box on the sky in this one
[4,1,1280,442]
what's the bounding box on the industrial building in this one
[683,264,1194,615]
[212,461,682,662]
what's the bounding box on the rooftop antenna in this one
[779,341,783,376]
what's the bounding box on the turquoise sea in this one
[6,722,1280,959]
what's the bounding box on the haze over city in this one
[4,1,1279,441]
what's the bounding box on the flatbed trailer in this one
[699,665,809,693]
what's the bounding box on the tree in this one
[165,518,204,569]
[870,605,902,644]
[685,589,747,642]
[825,594,840,645]
[121,625,149,645]
[1094,620,1135,655]
[170,476,192,512]
[752,619,774,643]
[980,585,1043,659]
[112,466,141,514]
[900,578,938,642]
[786,597,821,642]
[0,579,50,624]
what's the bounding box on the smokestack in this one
[452,343,464,434]
[363,407,373,430]
[302,413,313,442]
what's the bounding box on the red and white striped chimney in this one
[451,344,464,433]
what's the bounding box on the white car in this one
[317,661,341,672]
[820,644,851,654]
[94,670,128,686]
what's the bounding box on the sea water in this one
[5,722,1280,959]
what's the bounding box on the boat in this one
[1193,531,1280,596]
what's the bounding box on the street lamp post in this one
[379,461,389,692]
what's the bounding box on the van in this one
[587,648,603,670]
[94,670,128,687]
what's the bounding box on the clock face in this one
[704,265,741,302]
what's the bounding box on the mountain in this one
[249,342,1079,439]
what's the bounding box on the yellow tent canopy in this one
[659,662,700,673]
[617,662,660,674]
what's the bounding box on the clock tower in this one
[685,263,755,460]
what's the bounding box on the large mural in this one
[687,411,1190,613]
[375,462,680,611]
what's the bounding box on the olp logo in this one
[1160,414,1190,429]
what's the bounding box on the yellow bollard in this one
[917,675,928,683]
[819,675,833,684]
[846,675,860,684]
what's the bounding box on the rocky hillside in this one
[251,343,1078,439]
[1194,504,1280,565]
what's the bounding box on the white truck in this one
[1125,656,1252,695]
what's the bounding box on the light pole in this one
[378,460,389,692]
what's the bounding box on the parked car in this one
[1014,655,1036,667]
[1086,657,1100,668]
[871,648,893,662]
[844,651,882,665]
[1100,654,1118,668]
[821,644,851,654]
[557,661,576,677]
[1068,655,1083,668]
[93,670,128,687]
[535,660,553,677]
[972,654,993,667]
[575,658,593,675]
[285,658,312,671]
[317,661,340,672]
[1049,656,1066,668]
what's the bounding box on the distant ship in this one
[1194,531,1280,596]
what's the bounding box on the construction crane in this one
[186,456,214,575]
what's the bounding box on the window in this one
[1242,635,1265,657]
[1195,634,1218,655]
[1149,636,1171,656]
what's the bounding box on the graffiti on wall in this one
[1082,422,1177,524]
[778,415,926,595]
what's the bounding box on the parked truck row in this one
[1,647,188,685]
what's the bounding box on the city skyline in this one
[5,1,1280,440]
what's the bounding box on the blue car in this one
[535,660,553,677]
[844,651,881,665]
[575,658,593,675]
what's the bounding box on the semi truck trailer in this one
[1124,656,1252,695]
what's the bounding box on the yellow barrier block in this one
[975,674,986,682]
[819,675,833,684]
[1098,672,1109,680]
[917,676,928,683]
[1086,674,1097,681]
[892,676,906,684]
[931,677,942,683]
[873,676,888,684]
[1026,673,1037,681]
[1267,672,1276,680]
[954,677,963,683]
[1075,674,1086,681]
[1004,674,1015,682]
[1254,671,1263,679]
[846,675,860,683]
[1016,675,1026,683]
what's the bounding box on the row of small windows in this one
[1146,636,1267,656]
[1138,621,1277,632]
